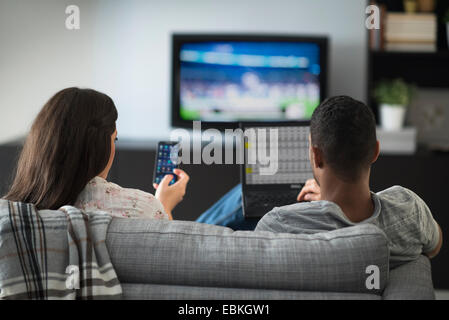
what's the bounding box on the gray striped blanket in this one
[0,200,122,299]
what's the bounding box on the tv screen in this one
[172,34,328,128]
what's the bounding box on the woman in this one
[4,87,189,220]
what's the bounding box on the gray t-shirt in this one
[255,186,440,265]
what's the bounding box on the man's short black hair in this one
[310,95,377,181]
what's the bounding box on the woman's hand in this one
[153,169,190,219]
[297,178,321,202]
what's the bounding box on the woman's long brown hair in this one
[4,87,118,210]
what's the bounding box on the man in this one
[255,95,443,265]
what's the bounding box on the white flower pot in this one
[380,104,407,131]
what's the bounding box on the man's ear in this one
[371,140,380,164]
[309,135,324,169]
[311,145,324,169]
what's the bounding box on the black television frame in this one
[171,33,329,130]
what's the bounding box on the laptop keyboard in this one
[245,189,301,210]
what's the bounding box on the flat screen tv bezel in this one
[171,33,329,130]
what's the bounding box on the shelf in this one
[370,51,449,88]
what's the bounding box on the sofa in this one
[106,217,436,300]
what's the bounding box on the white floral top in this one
[74,176,168,219]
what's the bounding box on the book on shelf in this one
[385,42,436,52]
[384,13,437,52]
[385,13,437,42]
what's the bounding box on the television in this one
[171,34,328,129]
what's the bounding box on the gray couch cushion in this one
[106,219,389,294]
[121,283,381,300]
[382,255,435,300]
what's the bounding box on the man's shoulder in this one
[374,186,438,261]
[256,200,352,233]
[377,185,418,200]
[376,185,426,209]
[375,185,431,224]
[274,200,341,215]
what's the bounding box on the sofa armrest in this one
[382,255,435,300]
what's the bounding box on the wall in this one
[0,0,368,143]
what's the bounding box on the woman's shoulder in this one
[85,176,157,200]
[75,176,166,219]
[85,176,121,191]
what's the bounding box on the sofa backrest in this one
[106,218,390,295]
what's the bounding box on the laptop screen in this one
[244,125,313,185]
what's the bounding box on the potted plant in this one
[374,79,415,131]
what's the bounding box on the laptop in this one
[240,121,314,219]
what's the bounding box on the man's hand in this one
[297,178,321,202]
